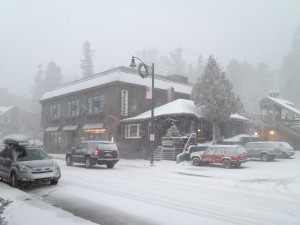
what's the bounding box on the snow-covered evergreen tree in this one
[192,55,241,142]
[165,123,181,137]
[81,41,94,77]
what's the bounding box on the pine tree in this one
[81,41,94,77]
[192,56,241,142]
[165,123,181,137]
[44,61,63,91]
[168,47,186,75]
[31,64,45,110]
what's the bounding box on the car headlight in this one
[17,164,29,172]
[53,162,60,170]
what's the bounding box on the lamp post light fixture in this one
[130,56,155,165]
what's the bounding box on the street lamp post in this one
[130,56,155,165]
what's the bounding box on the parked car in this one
[217,134,261,146]
[276,142,295,159]
[0,137,61,188]
[191,145,248,168]
[66,141,119,168]
[244,142,282,161]
[176,144,209,163]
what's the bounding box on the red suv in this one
[191,145,248,168]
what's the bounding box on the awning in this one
[82,123,104,129]
[44,126,60,132]
[62,125,78,131]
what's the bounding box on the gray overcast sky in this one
[0,0,300,97]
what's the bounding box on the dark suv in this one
[66,141,119,169]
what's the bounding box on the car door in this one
[214,147,225,163]
[203,147,214,163]
[245,143,254,157]
[0,148,6,177]
[78,142,88,162]
[72,143,84,162]
[1,148,13,178]
[252,143,262,157]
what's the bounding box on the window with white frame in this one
[87,97,93,114]
[87,95,105,114]
[125,124,141,138]
[49,104,60,120]
[129,96,138,113]
[67,100,79,117]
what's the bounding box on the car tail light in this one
[92,149,99,156]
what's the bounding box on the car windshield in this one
[278,142,291,148]
[97,143,118,151]
[16,148,49,161]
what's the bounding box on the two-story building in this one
[40,66,192,153]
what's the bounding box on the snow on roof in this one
[0,106,15,115]
[230,114,249,121]
[121,99,203,122]
[40,66,192,101]
[122,99,249,123]
[264,96,300,117]
[223,134,252,142]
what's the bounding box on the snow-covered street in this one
[1,154,300,225]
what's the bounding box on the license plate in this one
[105,153,112,157]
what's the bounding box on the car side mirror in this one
[48,155,53,159]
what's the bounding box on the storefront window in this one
[49,104,60,120]
[125,124,141,138]
[67,100,79,116]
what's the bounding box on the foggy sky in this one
[1,0,300,97]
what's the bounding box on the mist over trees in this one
[31,64,45,111]
[279,25,300,108]
[167,48,186,75]
[226,60,276,113]
[192,56,242,142]
[44,61,63,91]
[28,25,300,116]
[31,61,63,111]
[81,41,95,78]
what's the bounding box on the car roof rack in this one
[4,136,29,147]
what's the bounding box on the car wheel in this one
[192,157,201,166]
[85,157,92,168]
[223,159,232,169]
[10,172,18,188]
[261,153,270,162]
[66,155,73,166]
[106,163,115,169]
[281,152,288,159]
[50,179,58,185]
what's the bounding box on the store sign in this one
[83,129,107,134]
[121,90,128,116]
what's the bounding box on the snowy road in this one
[1,154,300,225]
